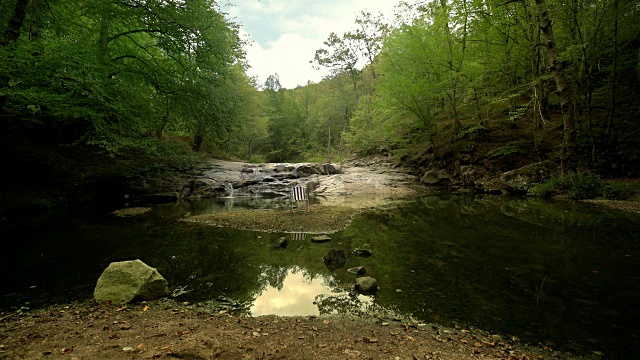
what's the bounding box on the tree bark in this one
[606,0,618,136]
[1,0,29,46]
[0,0,30,113]
[192,133,204,152]
[535,0,576,173]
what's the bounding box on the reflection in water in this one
[250,267,372,316]
[3,195,640,357]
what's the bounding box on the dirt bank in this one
[0,300,581,360]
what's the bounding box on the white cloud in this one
[224,0,402,89]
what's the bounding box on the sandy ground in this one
[0,300,581,360]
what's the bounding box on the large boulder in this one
[323,249,346,265]
[94,259,168,304]
[295,164,324,177]
[500,160,558,191]
[355,277,378,293]
[420,170,440,185]
[420,169,450,185]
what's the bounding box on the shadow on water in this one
[1,194,640,357]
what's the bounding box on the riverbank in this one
[0,300,584,360]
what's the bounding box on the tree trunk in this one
[536,0,576,173]
[29,0,41,41]
[192,133,204,152]
[327,116,332,154]
[606,0,618,136]
[0,0,30,113]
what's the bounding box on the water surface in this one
[1,194,639,357]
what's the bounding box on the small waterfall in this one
[224,182,234,197]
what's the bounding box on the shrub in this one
[247,154,267,163]
[557,172,603,200]
[528,178,559,198]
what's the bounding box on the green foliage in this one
[529,172,605,200]
[550,172,603,200]
[487,140,528,158]
[457,124,489,140]
[247,154,267,164]
[0,0,250,155]
[528,179,559,198]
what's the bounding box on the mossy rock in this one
[94,259,168,304]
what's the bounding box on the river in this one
[1,194,639,358]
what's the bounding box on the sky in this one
[221,0,403,89]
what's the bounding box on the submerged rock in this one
[353,248,373,257]
[323,249,346,269]
[110,207,151,217]
[311,235,332,243]
[355,276,378,293]
[273,237,288,248]
[347,266,366,276]
[323,249,346,264]
[94,259,168,305]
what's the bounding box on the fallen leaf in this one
[461,329,470,333]
[116,306,128,312]
[61,348,73,354]
[592,351,604,356]
[460,339,468,344]
[474,342,483,347]
[120,325,132,330]
[136,343,147,349]
[322,320,330,324]
[312,326,318,331]
[143,306,150,312]
[318,344,328,348]
[122,347,134,352]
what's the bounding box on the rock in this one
[273,237,288,248]
[353,248,372,257]
[94,259,168,304]
[475,178,513,195]
[323,249,346,266]
[460,165,489,187]
[110,207,151,217]
[322,163,342,175]
[420,170,440,185]
[420,169,450,185]
[311,235,331,243]
[500,160,558,191]
[347,266,366,275]
[355,276,378,293]
[296,164,324,177]
[323,249,346,264]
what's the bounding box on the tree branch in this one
[107,29,164,43]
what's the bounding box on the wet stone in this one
[273,237,288,248]
[353,248,373,257]
[347,266,366,276]
[355,277,378,293]
[311,235,332,243]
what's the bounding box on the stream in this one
[1,194,640,358]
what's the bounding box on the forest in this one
[1,0,639,212]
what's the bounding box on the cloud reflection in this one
[251,268,371,316]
